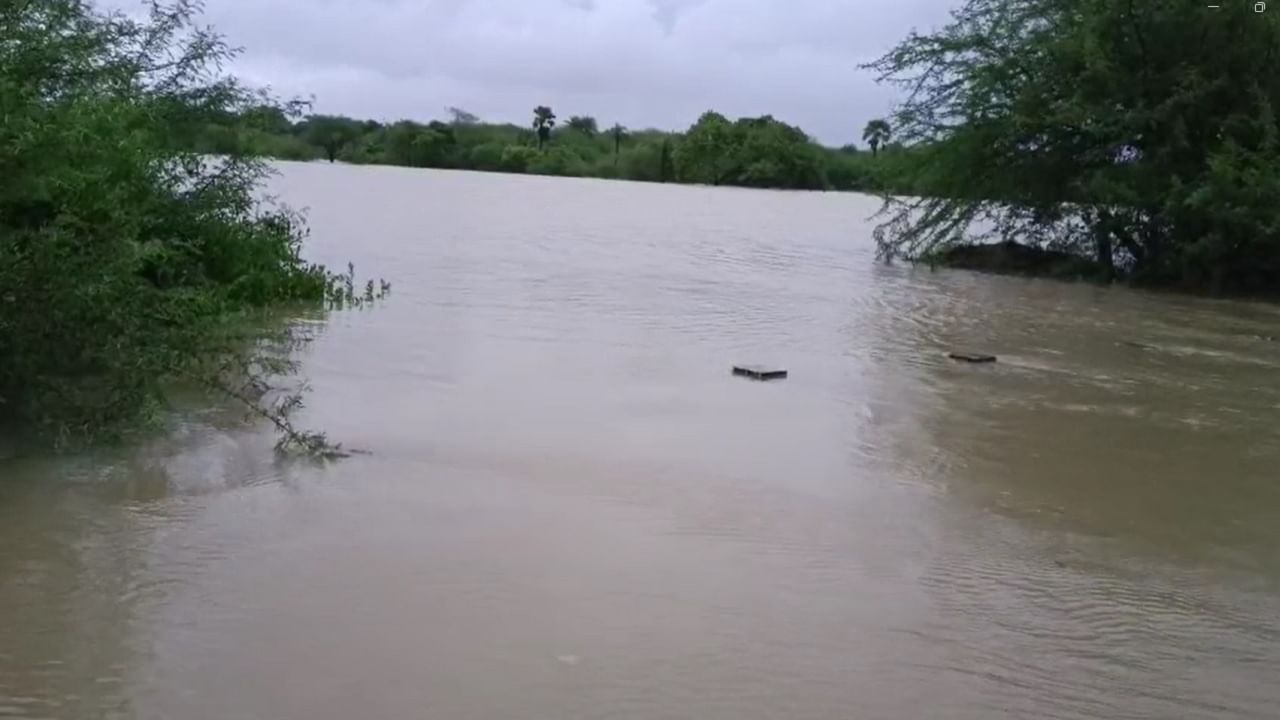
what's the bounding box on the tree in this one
[173,99,907,194]
[383,121,457,167]
[243,105,294,135]
[567,115,598,137]
[673,111,737,185]
[659,138,673,183]
[447,106,480,125]
[609,123,628,167]
[300,115,362,162]
[862,119,891,157]
[673,112,826,189]
[865,0,1280,292]
[532,106,557,150]
[732,116,826,189]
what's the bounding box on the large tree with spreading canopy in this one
[867,0,1280,292]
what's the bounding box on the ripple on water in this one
[5,168,1280,720]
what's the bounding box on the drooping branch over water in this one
[0,0,386,454]
[864,0,1280,294]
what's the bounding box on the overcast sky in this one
[184,0,954,146]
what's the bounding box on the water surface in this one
[3,163,1279,719]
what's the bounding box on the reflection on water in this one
[3,164,1279,719]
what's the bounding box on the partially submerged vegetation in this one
[926,242,1108,282]
[188,105,920,194]
[6,0,1277,458]
[0,0,382,453]
[199,0,1280,298]
[867,0,1280,296]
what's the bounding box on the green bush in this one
[824,151,879,192]
[468,143,506,172]
[0,0,355,448]
[528,147,587,177]
[617,143,666,182]
[500,145,539,173]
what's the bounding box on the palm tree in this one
[862,118,892,157]
[609,123,628,167]
[532,106,556,150]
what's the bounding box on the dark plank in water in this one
[732,365,788,381]
[948,352,997,363]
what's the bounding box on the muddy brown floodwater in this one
[3,162,1280,720]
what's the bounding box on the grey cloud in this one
[647,0,709,33]
[165,0,955,144]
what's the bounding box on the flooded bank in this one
[3,163,1279,719]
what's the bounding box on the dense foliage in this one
[868,0,1280,293]
[673,112,828,189]
[186,105,915,194]
[0,0,364,448]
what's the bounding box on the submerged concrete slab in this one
[732,365,789,381]
[947,352,997,363]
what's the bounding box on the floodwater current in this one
[3,162,1280,719]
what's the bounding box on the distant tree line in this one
[183,105,915,194]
